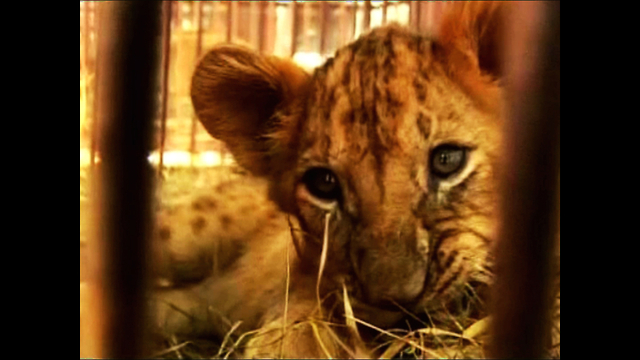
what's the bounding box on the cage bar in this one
[351,1,358,40]
[80,2,88,149]
[320,1,330,56]
[258,1,268,54]
[382,0,388,24]
[226,1,233,43]
[230,1,239,44]
[363,0,372,32]
[89,2,99,169]
[81,3,88,109]
[190,1,204,167]
[157,1,172,175]
[291,1,300,57]
[489,1,560,358]
[81,2,162,358]
[409,1,420,31]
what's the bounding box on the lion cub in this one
[154,2,514,358]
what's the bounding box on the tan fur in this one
[149,2,556,358]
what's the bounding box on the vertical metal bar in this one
[382,0,388,25]
[226,1,233,43]
[433,1,446,34]
[219,1,233,165]
[194,1,203,78]
[336,2,350,47]
[291,1,300,57]
[262,1,276,55]
[320,2,330,56]
[158,1,172,176]
[81,3,86,79]
[423,1,433,33]
[90,2,100,170]
[174,0,181,30]
[248,1,259,50]
[431,1,447,35]
[82,2,161,358]
[258,1,267,54]
[191,1,204,167]
[80,2,84,69]
[229,1,238,43]
[418,0,429,33]
[490,2,560,358]
[351,1,357,39]
[81,2,89,149]
[363,0,372,32]
[409,1,420,32]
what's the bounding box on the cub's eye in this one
[302,168,341,201]
[430,145,467,177]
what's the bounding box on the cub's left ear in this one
[191,45,310,177]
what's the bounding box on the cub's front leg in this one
[153,239,366,358]
[151,279,235,341]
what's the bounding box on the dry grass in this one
[150,299,490,359]
[80,165,559,359]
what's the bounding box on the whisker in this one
[316,211,332,315]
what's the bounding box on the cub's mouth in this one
[348,295,406,328]
[343,257,433,329]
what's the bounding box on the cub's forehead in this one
[299,26,437,163]
[311,26,433,95]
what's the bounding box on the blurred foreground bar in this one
[490,1,560,358]
[81,2,161,358]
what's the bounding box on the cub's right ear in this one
[191,45,310,176]
[435,1,511,112]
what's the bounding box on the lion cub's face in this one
[192,5,506,315]
[291,26,502,310]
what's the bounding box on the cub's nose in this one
[353,245,428,307]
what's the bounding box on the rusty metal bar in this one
[335,2,350,48]
[320,1,330,56]
[226,1,232,42]
[424,1,433,33]
[262,1,276,55]
[81,2,90,150]
[89,2,99,170]
[382,0,388,25]
[229,1,238,43]
[351,1,358,39]
[363,0,371,32]
[419,0,430,33]
[194,1,204,79]
[431,1,447,34]
[80,2,84,69]
[221,1,235,166]
[291,1,300,57]
[247,1,258,50]
[190,1,204,167]
[258,1,268,54]
[158,0,172,175]
[174,0,181,31]
[81,3,87,77]
[409,1,420,32]
[489,2,560,358]
[81,2,161,358]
